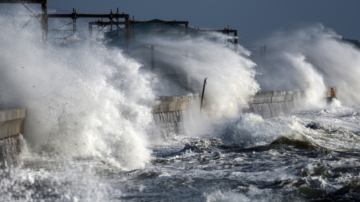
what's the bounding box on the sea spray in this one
[136,34,260,136]
[1,7,360,201]
[255,24,360,107]
[0,14,155,170]
[152,35,259,117]
[213,24,360,149]
[284,53,327,109]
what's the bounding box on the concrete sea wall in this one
[0,109,26,140]
[153,95,200,114]
[153,95,200,135]
[0,109,26,167]
[0,89,335,161]
[246,90,300,118]
[153,88,336,133]
[152,90,300,121]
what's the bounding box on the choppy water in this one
[2,104,360,201]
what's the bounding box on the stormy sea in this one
[1,8,360,202]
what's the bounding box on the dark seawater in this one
[2,105,360,202]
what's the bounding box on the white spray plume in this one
[0,13,154,170]
[255,24,360,107]
[149,35,259,118]
[284,53,327,109]
[136,34,260,136]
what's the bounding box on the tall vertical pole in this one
[110,9,113,31]
[89,24,92,37]
[151,45,155,71]
[72,8,77,37]
[125,16,130,50]
[41,2,48,47]
[89,23,92,45]
[73,18,76,36]
[116,8,119,36]
[200,78,207,111]
[264,45,267,58]
[234,30,238,53]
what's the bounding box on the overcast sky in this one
[11,0,360,45]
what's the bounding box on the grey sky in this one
[31,1,360,44]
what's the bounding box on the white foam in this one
[205,190,251,202]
